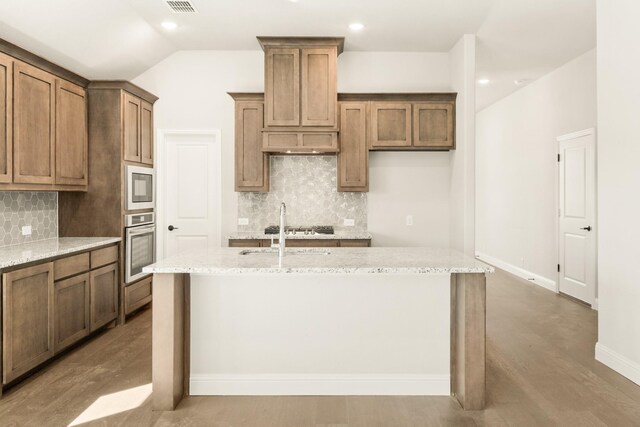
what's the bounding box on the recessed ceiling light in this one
[514,78,531,86]
[349,23,365,31]
[477,78,490,85]
[161,21,178,30]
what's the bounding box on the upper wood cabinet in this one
[55,79,88,186]
[362,95,456,151]
[265,48,300,127]
[0,52,12,184]
[301,48,337,127]
[0,45,90,191]
[2,262,54,384]
[260,37,342,129]
[141,100,154,165]
[338,102,369,192]
[13,61,56,185]
[234,97,269,192]
[123,92,154,166]
[413,103,455,149]
[370,102,412,148]
[263,130,338,153]
[123,92,142,163]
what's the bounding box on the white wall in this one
[475,49,596,283]
[449,35,477,256]
[595,0,640,386]
[133,50,454,247]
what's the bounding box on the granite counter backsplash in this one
[238,156,367,231]
[0,192,58,247]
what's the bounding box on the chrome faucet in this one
[271,202,287,260]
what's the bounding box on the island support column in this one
[152,273,190,411]
[451,273,486,410]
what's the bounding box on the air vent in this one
[165,0,198,13]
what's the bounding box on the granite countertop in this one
[144,247,494,275]
[227,231,373,240]
[0,237,121,270]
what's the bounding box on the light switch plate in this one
[343,219,355,227]
[238,218,249,226]
[21,225,32,236]
[406,215,414,226]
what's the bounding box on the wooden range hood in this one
[257,36,344,154]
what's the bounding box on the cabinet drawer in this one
[54,252,90,281]
[339,239,371,247]
[125,276,152,315]
[229,239,262,248]
[91,245,118,269]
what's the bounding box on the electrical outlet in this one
[21,225,32,236]
[406,215,414,226]
[520,257,525,267]
[238,218,249,226]
[343,219,355,227]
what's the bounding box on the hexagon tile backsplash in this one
[0,192,58,247]
[238,156,367,231]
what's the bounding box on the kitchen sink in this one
[239,248,331,256]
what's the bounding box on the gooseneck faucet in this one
[278,202,286,260]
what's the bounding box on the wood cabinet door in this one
[413,103,455,148]
[141,100,154,165]
[55,80,88,186]
[229,239,262,247]
[13,61,56,184]
[235,101,269,191]
[0,52,12,183]
[301,47,336,127]
[2,262,54,384]
[54,272,90,353]
[370,102,412,148]
[265,48,300,126]
[123,92,141,163]
[338,102,368,191]
[89,263,118,332]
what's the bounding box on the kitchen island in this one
[145,247,493,411]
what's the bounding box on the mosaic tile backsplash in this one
[0,192,58,247]
[238,156,367,231]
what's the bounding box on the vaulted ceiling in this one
[0,0,595,110]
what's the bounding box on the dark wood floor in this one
[1,269,640,426]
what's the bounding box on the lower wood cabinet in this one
[2,263,54,384]
[90,263,118,332]
[54,272,90,353]
[124,276,152,315]
[285,239,339,248]
[1,244,120,386]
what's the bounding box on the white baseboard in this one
[475,252,557,292]
[595,343,640,386]
[190,374,450,396]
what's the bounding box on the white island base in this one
[147,247,491,412]
[190,273,451,396]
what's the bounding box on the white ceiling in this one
[0,0,595,110]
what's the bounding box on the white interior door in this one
[558,129,596,306]
[162,131,221,258]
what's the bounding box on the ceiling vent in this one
[164,0,198,13]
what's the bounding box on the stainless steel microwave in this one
[126,165,155,211]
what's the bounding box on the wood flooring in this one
[1,269,639,426]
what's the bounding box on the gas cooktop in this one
[264,225,334,236]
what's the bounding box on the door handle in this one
[580,226,592,231]
[168,225,179,231]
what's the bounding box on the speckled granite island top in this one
[227,231,373,240]
[0,237,121,270]
[144,247,494,275]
